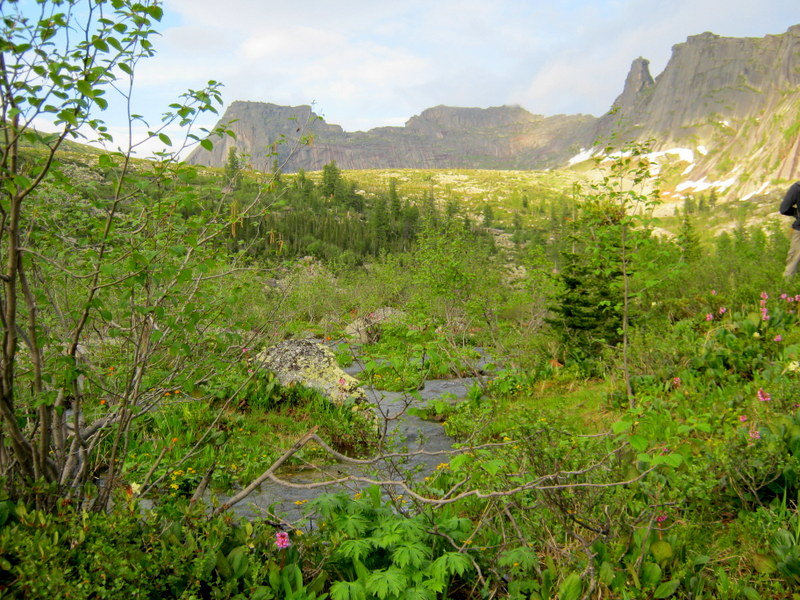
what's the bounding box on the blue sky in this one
[44,0,800,152]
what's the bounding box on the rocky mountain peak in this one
[611,57,654,113]
[404,104,539,134]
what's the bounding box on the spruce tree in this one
[677,212,701,261]
[223,147,242,191]
[321,161,341,197]
[388,178,401,220]
[482,203,494,227]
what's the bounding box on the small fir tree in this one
[677,211,701,262]
[223,147,242,190]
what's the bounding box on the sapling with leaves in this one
[0,0,298,511]
[550,142,662,403]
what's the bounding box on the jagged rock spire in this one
[611,57,654,113]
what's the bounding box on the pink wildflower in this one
[338,377,346,387]
[739,415,748,422]
[761,291,769,300]
[705,313,714,321]
[275,531,291,549]
[672,377,681,388]
[757,388,771,402]
[710,290,717,295]
[656,514,668,523]
[774,335,783,342]
[795,295,800,302]
[718,307,727,315]
[781,293,788,300]
[749,430,761,440]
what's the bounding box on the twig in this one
[213,426,319,514]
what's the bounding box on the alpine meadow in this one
[4,1,800,599]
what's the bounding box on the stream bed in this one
[225,354,489,521]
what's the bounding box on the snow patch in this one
[681,164,695,176]
[697,145,708,156]
[567,148,595,166]
[647,148,695,164]
[741,182,768,202]
[676,175,738,193]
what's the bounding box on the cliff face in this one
[186,25,800,191]
[594,25,800,192]
[186,101,594,171]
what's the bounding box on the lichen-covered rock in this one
[257,339,366,405]
[344,307,406,344]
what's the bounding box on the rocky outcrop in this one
[257,339,366,405]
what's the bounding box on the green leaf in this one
[653,579,680,598]
[629,434,648,451]
[228,546,249,579]
[651,540,673,563]
[481,459,505,476]
[430,552,471,580]
[742,587,762,600]
[612,419,633,434]
[330,581,366,600]
[752,553,777,574]
[365,567,407,600]
[599,561,615,585]
[337,539,373,562]
[76,80,93,96]
[92,37,109,52]
[392,543,430,569]
[147,5,164,20]
[558,572,582,600]
[641,561,662,587]
[158,132,172,146]
[251,586,274,600]
[200,138,213,151]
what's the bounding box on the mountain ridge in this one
[186,25,800,197]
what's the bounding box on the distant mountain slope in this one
[186,25,800,196]
[186,101,594,172]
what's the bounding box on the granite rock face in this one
[186,26,800,188]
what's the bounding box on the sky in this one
[30,0,800,153]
